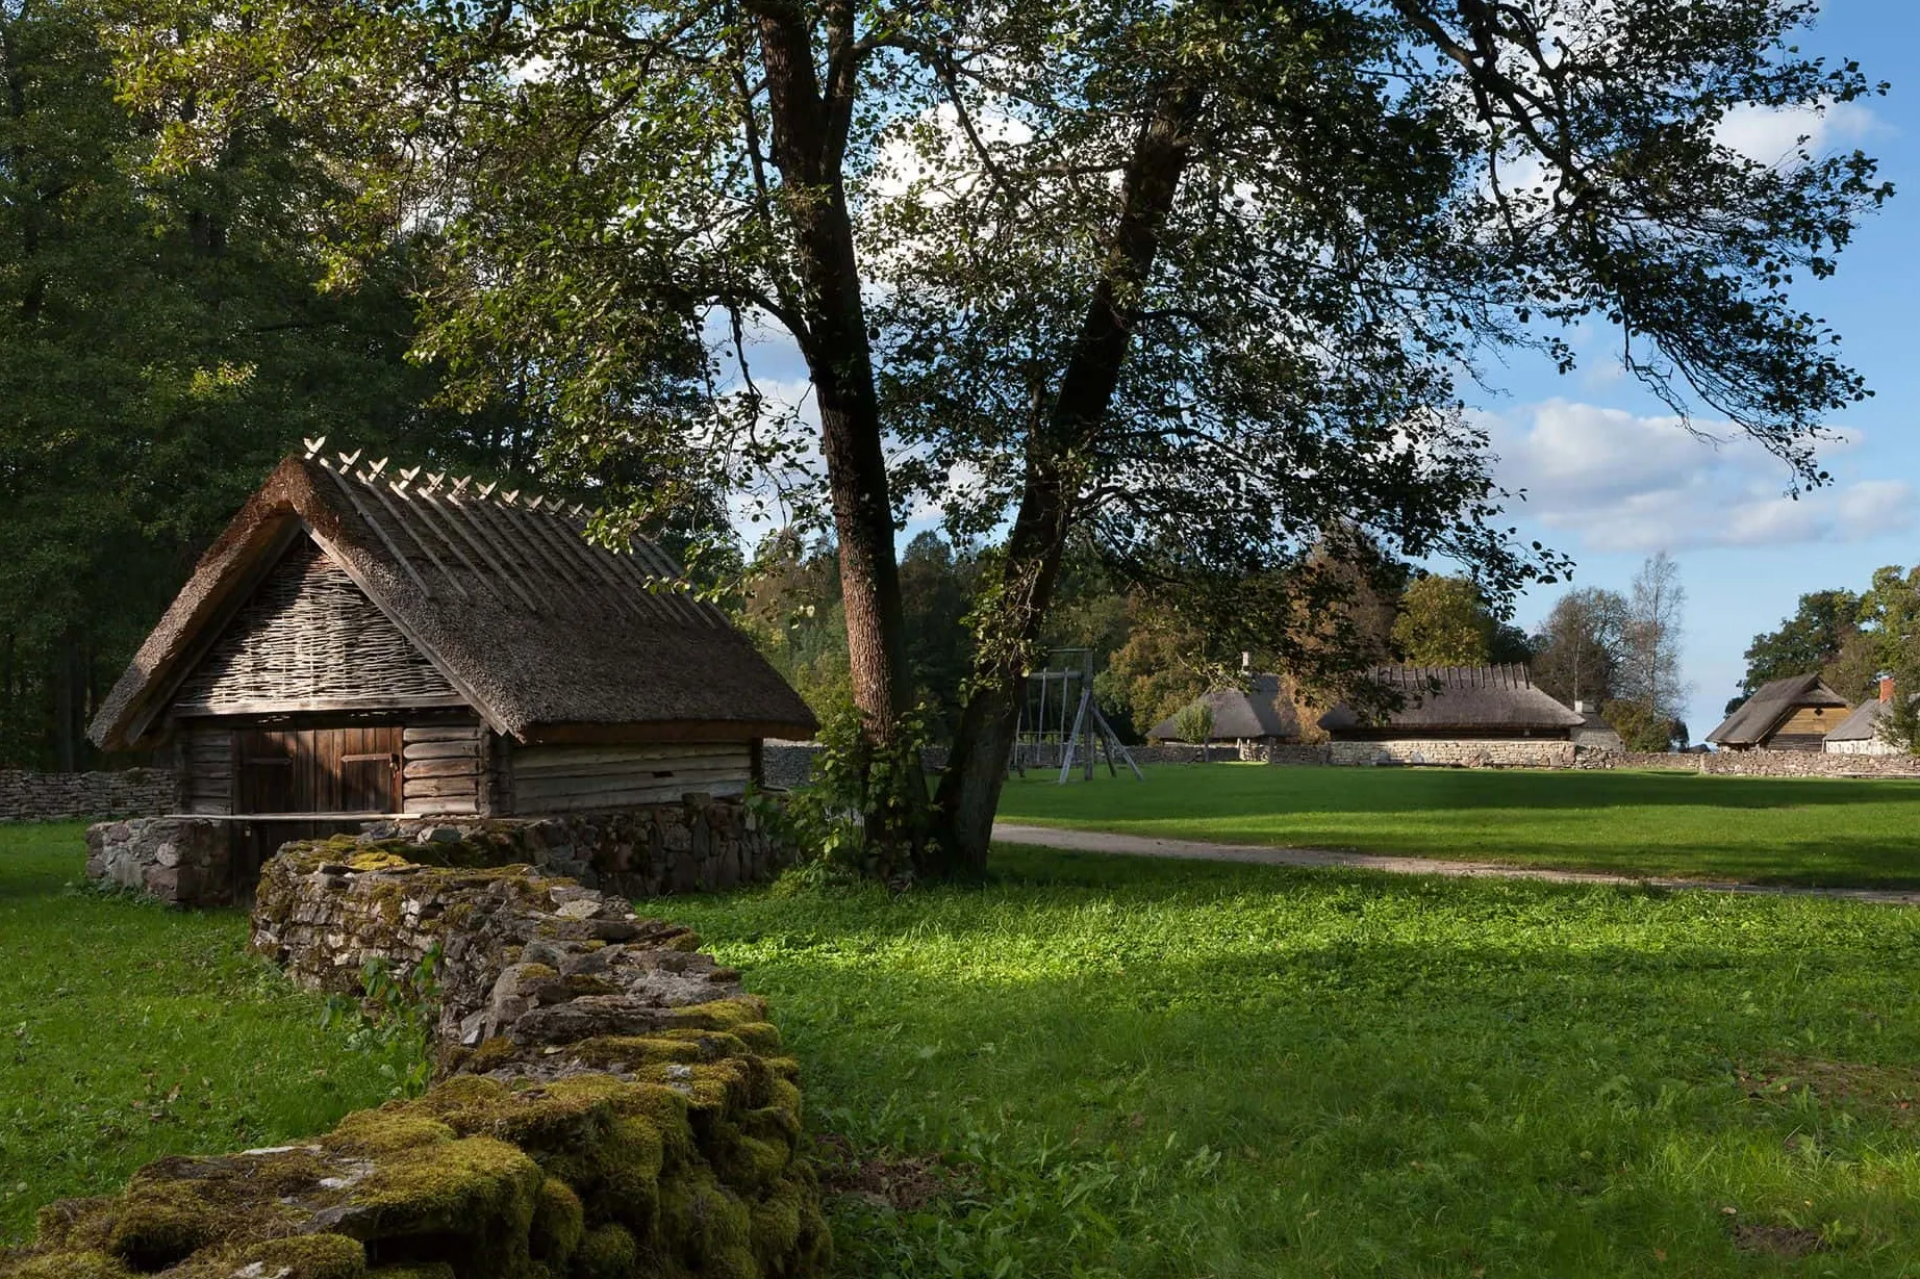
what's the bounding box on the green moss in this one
[325,1109,457,1156]
[0,1250,132,1279]
[105,1174,221,1269]
[747,1175,810,1269]
[365,1265,456,1279]
[167,1233,367,1279]
[564,973,619,997]
[32,1198,116,1253]
[343,1137,542,1279]
[528,1178,583,1267]
[572,1224,637,1279]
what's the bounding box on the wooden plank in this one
[320,464,435,599]
[511,767,749,801]
[403,725,484,743]
[509,756,748,783]
[406,797,479,816]
[403,758,482,780]
[510,737,741,768]
[177,695,471,716]
[405,776,481,798]
[534,781,749,812]
[403,740,484,761]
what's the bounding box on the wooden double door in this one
[235,725,401,816]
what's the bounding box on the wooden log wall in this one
[505,742,751,814]
[179,726,233,814]
[401,723,487,816]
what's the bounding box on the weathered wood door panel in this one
[235,726,401,815]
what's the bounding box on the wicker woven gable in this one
[90,453,819,752]
[174,538,461,715]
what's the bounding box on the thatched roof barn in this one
[1145,674,1302,744]
[1318,665,1585,740]
[91,451,816,874]
[1705,674,1849,752]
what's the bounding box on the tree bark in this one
[932,86,1204,874]
[751,1,914,742]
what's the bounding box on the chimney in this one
[1882,675,1896,704]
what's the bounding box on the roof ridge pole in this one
[396,485,502,605]
[509,504,609,612]
[606,541,692,625]
[618,538,706,628]
[318,462,436,600]
[362,473,469,599]
[495,502,593,607]
[410,489,511,608]
[560,513,668,624]
[635,537,725,629]
[444,493,547,612]
[461,496,564,611]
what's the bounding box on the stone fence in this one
[86,794,793,909]
[3,831,828,1279]
[0,767,177,822]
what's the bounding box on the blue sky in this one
[1476,1,1920,739]
[737,2,1918,740]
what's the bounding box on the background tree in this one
[1617,553,1690,739]
[1531,588,1630,710]
[1734,589,1864,709]
[118,0,1889,874]
[1392,575,1497,667]
[0,0,527,768]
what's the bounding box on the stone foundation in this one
[84,796,793,909]
[1,767,177,822]
[84,817,232,905]
[0,833,828,1279]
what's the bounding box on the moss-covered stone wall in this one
[0,836,828,1279]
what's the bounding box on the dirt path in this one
[990,822,1920,907]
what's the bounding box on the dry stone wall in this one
[1,832,828,1279]
[0,768,177,822]
[86,818,232,906]
[1327,739,1579,769]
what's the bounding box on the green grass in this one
[996,763,1920,888]
[0,823,411,1244]
[648,847,1920,1278]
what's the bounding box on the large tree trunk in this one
[932,86,1204,874]
[753,3,914,741]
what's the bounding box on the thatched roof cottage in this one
[1705,674,1849,753]
[90,451,816,880]
[1318,665,1585,740]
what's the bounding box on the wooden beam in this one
[363,475,468,599]
[319,463,434,600]
[172,694,472,716]
[501,505,598,611]
[410,489,511,607]
[462,496,560,611]
[440,493,545,612]
[559,512,663,623]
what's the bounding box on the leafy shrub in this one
[772,699,935,884]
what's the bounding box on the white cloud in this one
[1481,399,1912,553]
[1714,99,1884,166]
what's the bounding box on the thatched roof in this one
[1705,674,1847,748]
[1145,674,1302,742]
[92,454,818,750]
[1317,665,1584,734]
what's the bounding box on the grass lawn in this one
[649,845,1920,1278]
[996,763,1920,888]
[0,823,410,1245]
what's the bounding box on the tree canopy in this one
[72,0,1897,869]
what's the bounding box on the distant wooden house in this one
[1824,677,1904,755]
[90,452,816,878]
[1145,674,1302,748]
[1318,665,1585,741]
[1706,674,1849,752]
